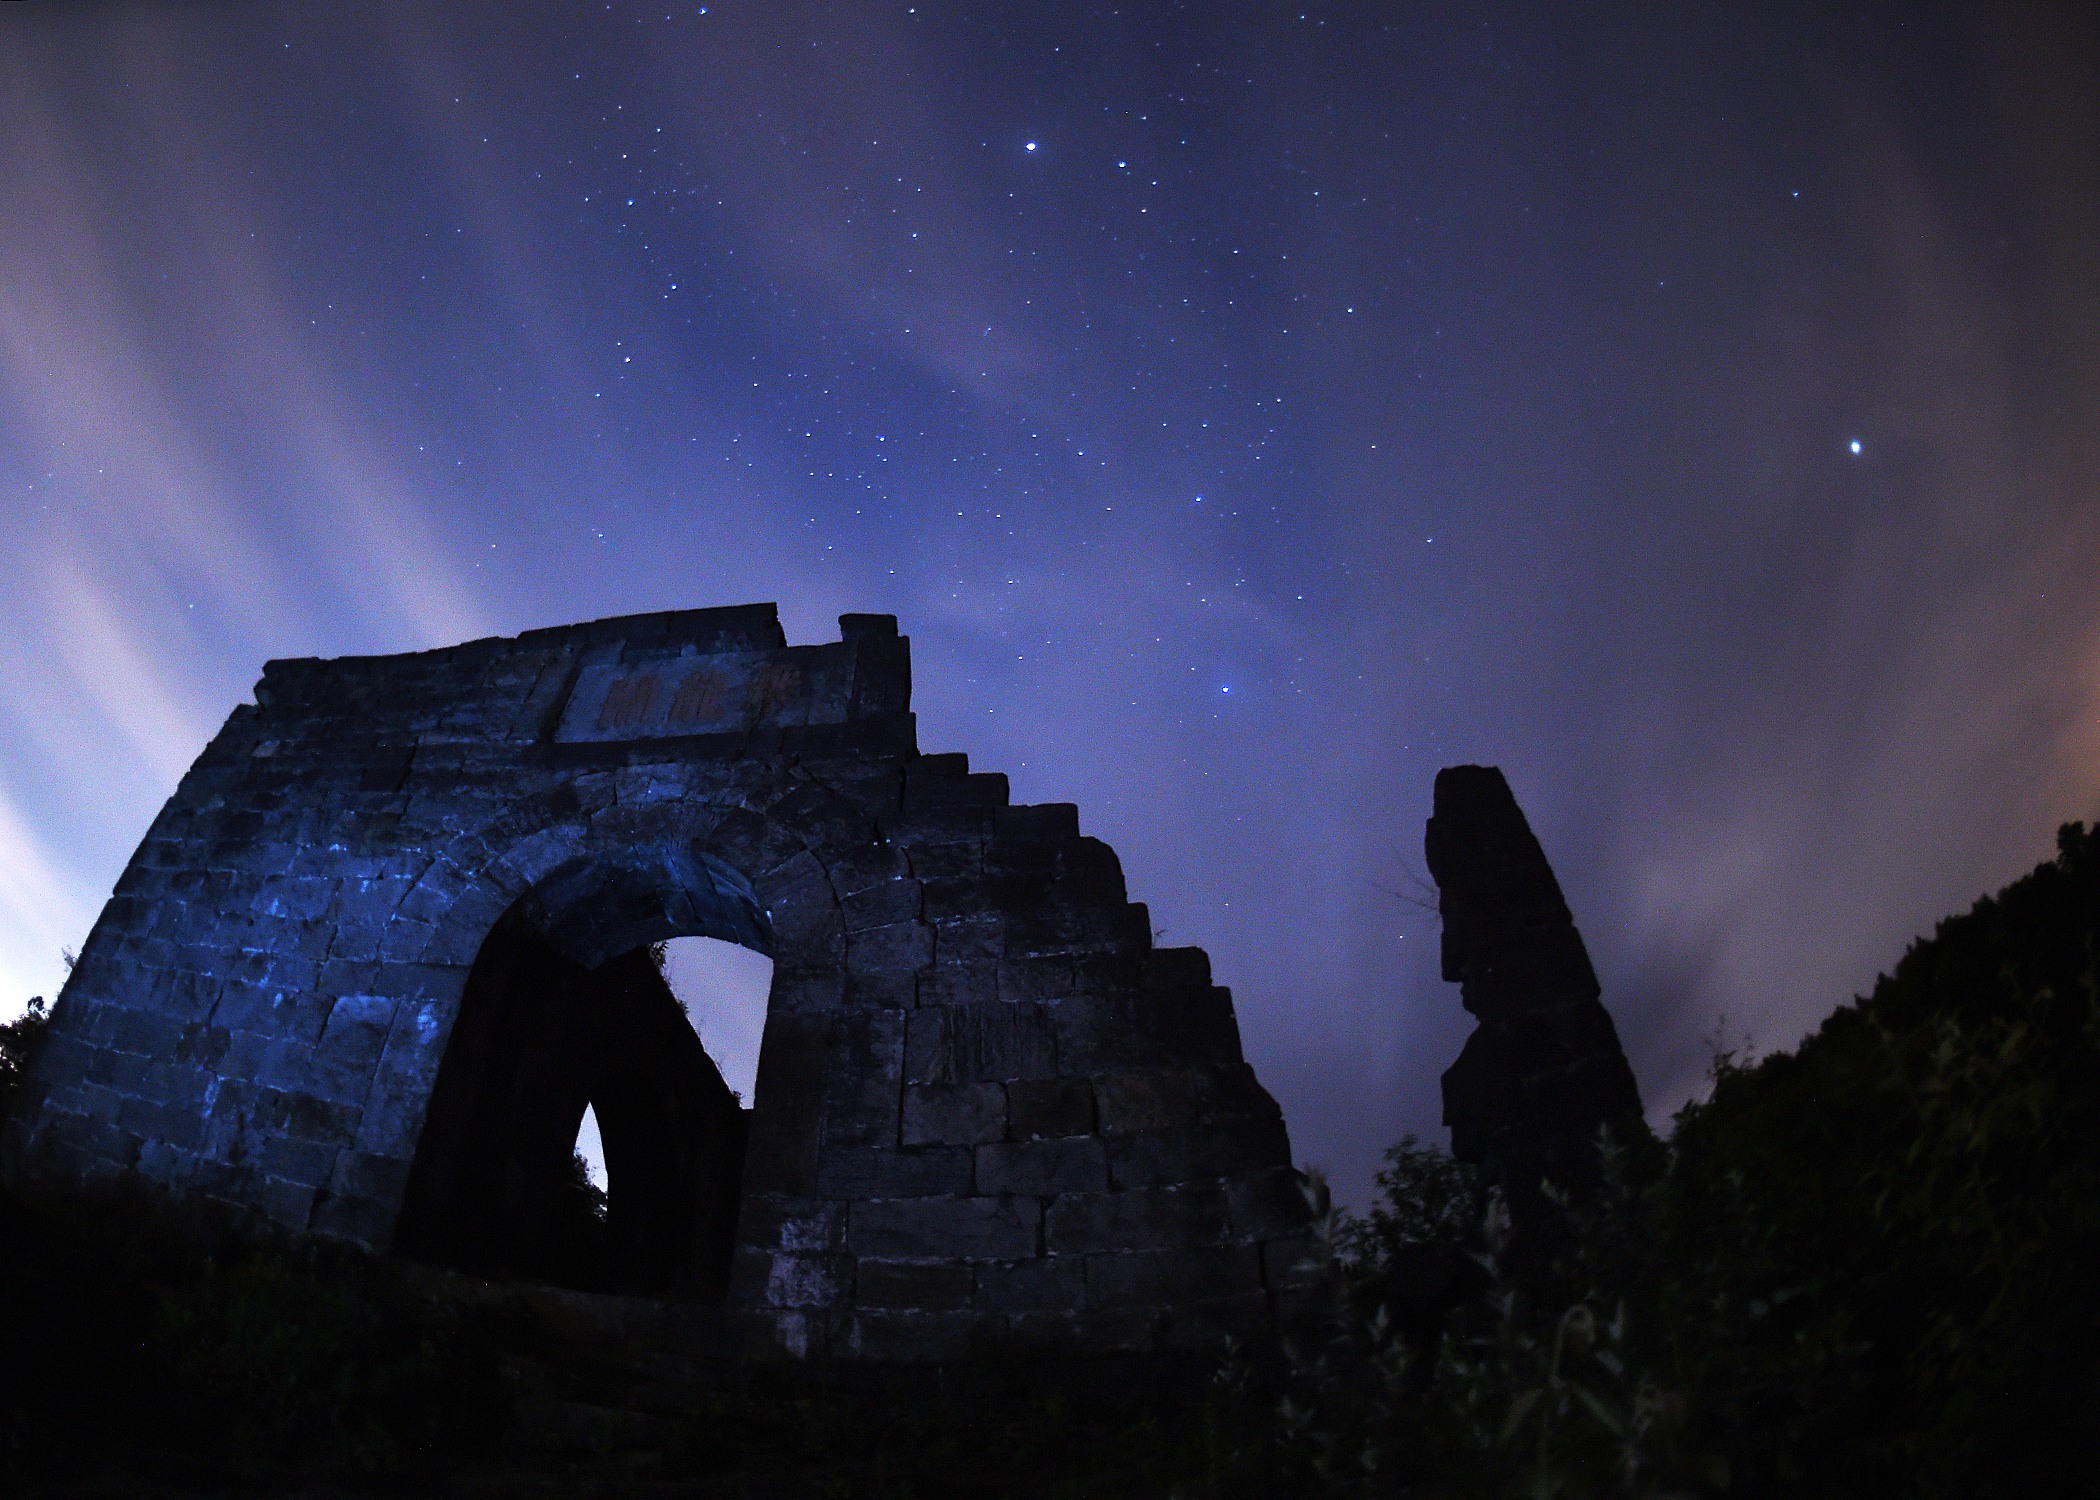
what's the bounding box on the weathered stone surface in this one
[817,1145,974,1199]
[1045,1182,1231,1255]
[1006,1075,1096,1139]
[854,1258,974,1311]
[976,1136,1110,1196]
[1425,765,1648,1229]
[850,1194,1040,1261]
[1,605,1307,1359]
[974,1253,1087,1314]
[900,1082,1007,1147]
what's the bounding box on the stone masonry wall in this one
[2,605,1314,1359]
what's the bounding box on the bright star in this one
[1024,141,1038,152]
[1849,439,1862,455]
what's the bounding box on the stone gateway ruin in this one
[2,607,1315,1358]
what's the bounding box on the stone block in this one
[393,865,471,926]
[1144,946,1212,992]
[928,910,1003,964]
[822,840,911,899]
[901,1082,1007,1147]
[1045,1182,1230,1255]
[903,839,983,882]
[309,1188,399,1247]
[841,877,922,932]
[81,1044,152,1094]
[854,1258,975,1311]
[737,1195,846,1253]
[1055,836,1126,900]
[850,1195,1040,1262]
[1227,1165,1318,1239]
[976,1137,1109,1197]
[254,1088,361,1146]
[169,1022,231,1071]
[840,1308,979,1362]
[112,1006,187,1059]
[1092,1065,1276,1134]
[820,1010,903,1146]
[844,920,933,976]
[1006,1076,1096,1139]
[117,1095,206,1152]
[260,1135,340,1187]
[916,961,999,1009]
[307,995,397,1102]
[75,1083,125,1126]
[70,1003,128,1049]
[993,802,1080,847]
[902,766,1007,815]
[847,631,911,718]
[1105,1116,1292,1189]
[765,856,842,946]
[996,952,1075,1002]
[769,968,846,1013]
[744,1012,828,1196]
[841,971,917,1011]
[1052,989,1243,1073]
[817,1146,973,1199]
[352,1006,446,1157]
[370,961,467,1000]
[326,1148,413,1208]
[920,878,993,923]
[253,875,338,922]
[767,779,866,846]
[905,1002,1057,1085]
[219,1031,313,1091]
[46,1111,143,1171]
[764,1251,851,1309]
[376,916,439,962]
[141,1060,216,1111]
[1086,1244,1263,1307]
[974,1254,1086,1315]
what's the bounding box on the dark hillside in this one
[1296,823,2100,1498]
[1658,820,2100,1494]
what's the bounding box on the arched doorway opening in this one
[394,880,772,1298]
[573,934,774,1193]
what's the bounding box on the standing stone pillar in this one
[1424,766,1647,1236]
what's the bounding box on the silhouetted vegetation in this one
[1259,820,2100,1497]
[1,826,2094,1494]
[0,995,49,1125]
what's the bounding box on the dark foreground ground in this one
[0,1185,1264,1498]
[6,823,2100,1498]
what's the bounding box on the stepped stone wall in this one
[1,605,1313,1359]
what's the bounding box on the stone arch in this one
[393,903,747,1295]
[3,606,1315,1359]
[392,791,864,1299]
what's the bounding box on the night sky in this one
[4,0,2097,1208]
